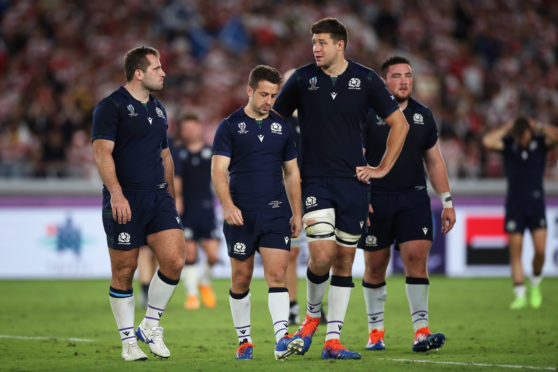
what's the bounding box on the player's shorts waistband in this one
[105,182,169,192]
[370,186,428,196]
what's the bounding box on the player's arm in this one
[173,175,183,216]
[92,139,130,224]
[161,147,177,200]
[356,109,409,183]
[424,140,456,234]
[482,120,513,151]
[282,158,302,238]
[531,119,558,147]
[211,154,243,226]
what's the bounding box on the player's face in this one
[384,63,413,103]
[141,54,166,91]
[180,119,202,142]
[312,33,343,68]
[247,80,279,118]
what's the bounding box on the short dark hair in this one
[124,46,160,82]
[179,112,200,123]
[311,17,348,50]
[512,116,531,138]
[380,56,412,78]
[248,65,282,90]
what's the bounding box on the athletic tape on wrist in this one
[439,192,453,209]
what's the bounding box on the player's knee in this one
[303,209,335,243]
[335,229,361,248]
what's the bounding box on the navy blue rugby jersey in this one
[212,108,297,211]
[173,143,214,205]
[503,134,547,198]
[273,60,399,178]
[364,98,438,192]
[91,86,169,188]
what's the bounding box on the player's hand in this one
[441,207,456,233]
[110,191,131,224]
[290,214,302,238]
[223,204,244,226]
[355,165,387,184]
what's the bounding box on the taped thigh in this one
[303,208,335,243]
[335,228,361,248]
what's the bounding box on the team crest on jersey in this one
[156,107,165,118]
[271,122,282,134]
[413,113,424,125]
[308,76,319,91]
[127,104,138,117]
[237,122,248,134]
[348,77,361,90]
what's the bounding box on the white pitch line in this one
[0,335,94,342]
[380,358,557,371]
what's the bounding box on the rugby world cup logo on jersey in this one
[413,113,424,125]
[127,104,138,117]
[237,122,248,134]
[156,107,165,118]
[271,122,282,134]
[348,77,361,90]
[308,76,319,91]
[233,242,246,255]
[305,196,317,208]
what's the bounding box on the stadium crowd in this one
[0,0,557,179]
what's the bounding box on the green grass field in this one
[0,277,557,371]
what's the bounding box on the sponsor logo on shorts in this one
[284,236,289,245]
[118,232,131,245]
[506,220,516,231]
[422,227,428,235]
[184,228,193,240]
[348,77,361,90]
[365,235,377,247]
[413,113,424,125]
[305,196,317,208]
[233,242,246,255]
[271,122,282,134]
[359,220,364,229]
[176,216,181,225]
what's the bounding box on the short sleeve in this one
[273,71,300,118]
[282,121,298,162]
[212,119,233,157]
[425,111,439,150]
[366,70,399,119]
[91,98,119,142]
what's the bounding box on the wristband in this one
[439,192,453,209]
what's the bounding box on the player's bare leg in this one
[508,233,527,309]
[529,228,546,308]
[199,238,220,308]
[136,229,185,358]
[108,248,147,361]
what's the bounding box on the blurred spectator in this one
[0,0,557,180]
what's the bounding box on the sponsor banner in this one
[447,206,558,277]
[0,207,109,278]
